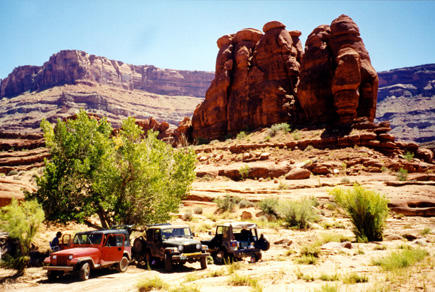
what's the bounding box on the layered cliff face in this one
[376,64,435,143]
[298,15,378,125]
[0,50,214,98]
[192,21,302,140]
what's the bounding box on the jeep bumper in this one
[44,265,74,272]
[171,252,209,263]
[232,249,261,259]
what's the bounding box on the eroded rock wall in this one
[298,14,378,126]
[192,21,302,140]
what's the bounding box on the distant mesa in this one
[191,15,379,141]
[0,50,214,98]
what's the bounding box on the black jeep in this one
[202,222,269,264]
[132,224,209,272]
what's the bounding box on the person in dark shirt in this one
[50,232,62,251]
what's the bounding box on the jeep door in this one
[101,234,125,265]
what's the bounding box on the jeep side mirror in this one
[192,232,196,237]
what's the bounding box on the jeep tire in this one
[200,256,207,269]
[117,256,129,273]
[164,254,172,272]
[79,262,91,281]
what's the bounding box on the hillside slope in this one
[376,64,435,143]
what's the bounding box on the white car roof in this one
[219,222,257,229]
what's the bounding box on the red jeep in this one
[43,229,131,281]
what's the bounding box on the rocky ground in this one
[0,128,434,291]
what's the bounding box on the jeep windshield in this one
[161,227,192,240]
[73,232,103,246]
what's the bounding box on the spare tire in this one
[132,237,145,261]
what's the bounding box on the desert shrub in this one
[340,177,351,184]
[319,273,339,281]
[236,131,247,140]
[0,199,45,275]
[239,199,254,209]
[372,247,428,271]
[258,198,279,217]
[314,284,339,292]
[404,151,414,161]
[292,130,301,140]
[341,272,368,284]
[304,145,314,151]
[330,185,389,242]
[263,135,271,142]
[318,232,352,244]
[420,227,431,236]
[170,285,200,292]
[268,123,291,137]
[278,197,318,229]
[215,195,240,212]
[228,273,262,291]
[397,168,408,181]
[137,276,168,291]
[193,206,203,215]
[182,209,193,221]
[238,165,250,180]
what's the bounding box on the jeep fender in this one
[76,257,97,269]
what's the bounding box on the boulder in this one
[285,168,311,179]
[240,211,253,220]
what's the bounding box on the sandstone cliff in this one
[192,21,302,140]
[0,50,214,98]
[191,15,378,141]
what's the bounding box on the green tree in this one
[29,111,196,228]
[0,199,45,276]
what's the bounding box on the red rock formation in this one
[298,14,378,125]
[192,21,301,140]
[0,50,213,98]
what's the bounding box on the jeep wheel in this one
[79,262,91,281]
[200,256,207,270]
[164,254,172,272]
[213,250,229,265]
[251,252,262,263]
[117,256,129,273]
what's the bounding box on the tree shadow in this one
[0,271,24,284]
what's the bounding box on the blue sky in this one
[0,0,434,79]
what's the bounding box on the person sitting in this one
[50,232,62,251]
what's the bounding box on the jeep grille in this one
[183,244,199,253]
[56,255,68,266]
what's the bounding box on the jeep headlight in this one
[178,245,183,252]
[201,245,208,251]
[196,243,201,250]
[68,255,73,260]
[52,255,57,260]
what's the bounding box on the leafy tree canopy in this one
[29,110,196,228]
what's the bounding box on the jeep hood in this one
[53,247,100,257]
[164,238,199,246]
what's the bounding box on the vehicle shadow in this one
[135,262,197,274]
[37,268,120,284]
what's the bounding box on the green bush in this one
[137,276,168,291]
[258,198,279,217]
[268,123,291,137]
[372,247,428,271]
[397,168,408,181]
[404,151,414,161]
[0,199,45,275]
[278,197,318,229]
[236,131,247,140]
[215,195,240,212]
[239,165,250,180]
[330,185,389,242]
